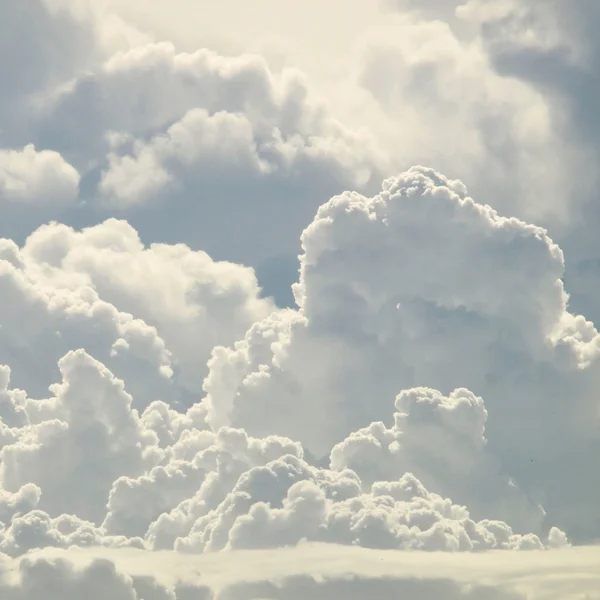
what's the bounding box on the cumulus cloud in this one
[204,167,600,539]
[356,11,567,224]
[0,340,565,557]
[0,350,163,523]
[0,358,557,565]
[0,217,273,405]
[2,2,600,598]
[13,34,384,307]
[374,0,600,325]
[0,0,147,147]
[0,145,79,206]
[462,0,600,324]
[0,8,386,304]
[0,145,81,242]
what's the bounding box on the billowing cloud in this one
[0,217,273,405]
[1,2,600,598]
[356,11,567,224]
[1,341,558,555]
[6,30,382,288]
[204,167,600,539]
[2,7,386,304]
[0,145,81,241]
[0,145,79,206]
[462,0,600,324]
[374,0,600,326]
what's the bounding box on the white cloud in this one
[0,145,79,205]
[0,18,387,306]
[0,145,81,242]
[2,544,600,599]
[0,343,564,556]
[203,167,600,539]
[1,2,600,598]
[369,0,600,325]
[0,350,162,523]
[0,217,273,405]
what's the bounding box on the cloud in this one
[1,11,386,304]
[0,217,273,406]
[0,346,561,556]
[460,0,600,324]
[0,0,97,145]
[0,350,163,523]
[1,3,600,598]
[383,0,467,23]
[0,145,81,242]
[0,145,79,206]
[0,0,147,147]
[26,38,384,275]
[2,544,600,599]
[373,0,600,326]
[356,11,567,225]
[352,2,600,328]
[203,166,600,540]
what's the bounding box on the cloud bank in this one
[1,0,600,598]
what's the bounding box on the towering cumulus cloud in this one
[205,167,600,539]
[1,0,600,598]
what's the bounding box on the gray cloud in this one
[456,0,600,323]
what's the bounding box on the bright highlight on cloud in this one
[1,0,600,598]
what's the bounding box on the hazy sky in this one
[1,1,600,598]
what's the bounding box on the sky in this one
[2,0,600,598]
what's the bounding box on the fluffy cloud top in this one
[0,145,79,206]
[0,217,273,406]
[203,167,600,540]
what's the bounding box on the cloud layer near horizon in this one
[2,0,600,598]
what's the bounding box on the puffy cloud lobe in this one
[0,342,565,557]
[329,387,545,532]
[0,485,41,526]
[0,510,143,558]
[0,555,144,600]
[21,39,384,298]
[0,145,79,205]
[203,167,600,539]
[0,145,81,242]
[0,217,273,407]
[105,426,303,541]
[0,350,162,523]
[0,229,174,405]
[46,41,379,180]
[192,459,548,553]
